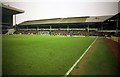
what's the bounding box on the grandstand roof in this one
[18,15,113,26]
[1,3,24,15]
[19,16,88,26]
[86,15,113,22]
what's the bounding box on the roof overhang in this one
[18,16,89,26]
[18,15,114,26]
[1,3,24,15]
[85,15,113,22]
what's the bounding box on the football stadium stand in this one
[1,3,119,38]
[15,13,119,37]
[1,3,24,34]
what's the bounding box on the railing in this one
[17,28,98,31]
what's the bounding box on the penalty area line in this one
[64,36,98,77]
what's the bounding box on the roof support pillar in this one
[67,25,69,32]
[15,14,16,26]
[101,22,103,31]
[27,26,28,31]
[50,25,52,32]
[87,24,89,32]
[37,25,39,30]
[116,14,118,36]
[14,14,17,30]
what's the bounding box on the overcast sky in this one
[1,0,119,25]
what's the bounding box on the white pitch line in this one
[64,36,98,77]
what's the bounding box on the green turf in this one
[79,38,119,75]
[2,35,95,75]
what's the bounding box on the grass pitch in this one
[78,38,119,75]
[2,35,95,75]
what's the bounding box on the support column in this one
[50,25,52,34]
[14,14,16,30]
[50,26,52,31]
[116,14,118,36]
[101,23,103,30]
[37,25,39,31]
[27,26,28,31]
[100,22,103,33]
[67,25,69,32]
[87,24,89,32]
